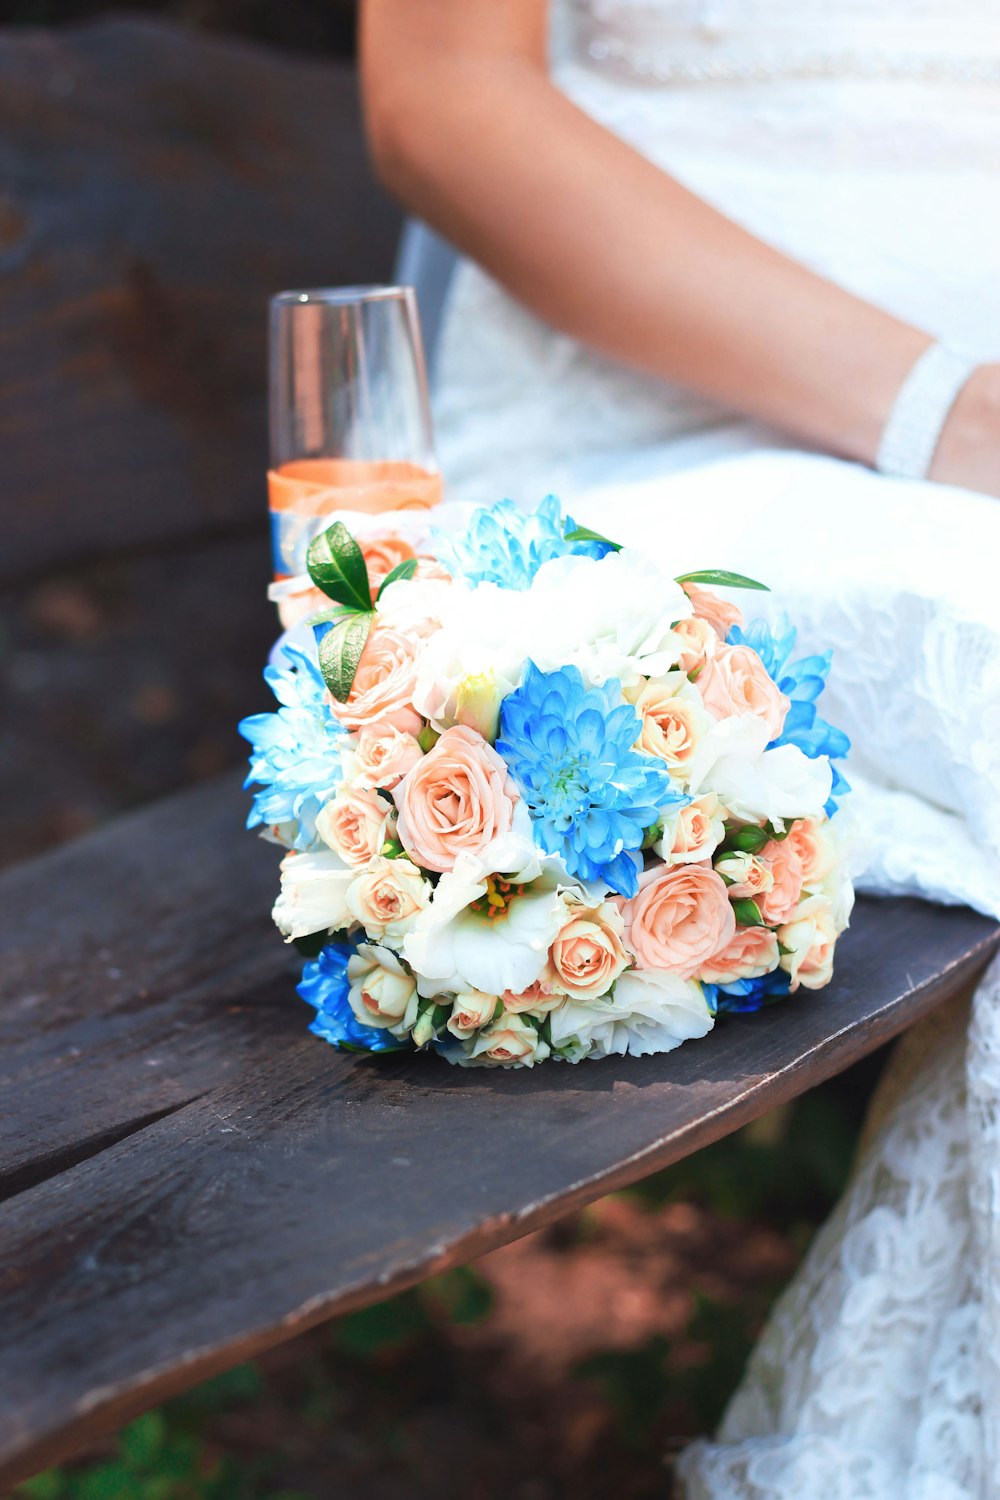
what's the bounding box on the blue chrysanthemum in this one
[432,494,615,592]
[298,941,409,1054]
[239,640,346,850]
[703,968,792,1017]
[727,614,851,817]
[496,662,686,897]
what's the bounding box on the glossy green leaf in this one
[723,822,770,855]
[676,569,770,591]
[318,610,373,703]
[731,897,767,928]
[306,521,373,610]
[563,523,623,552]
[377,558,418,598]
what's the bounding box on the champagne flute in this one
[268,286,442,600]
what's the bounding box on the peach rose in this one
[346,856,430,945]
[329,626,422,736]
[316,786,394,868]
[681,581,744,640]
[673,616,719,677]
[696,644,790,741]
[700,925,780,985]
[351,722,424,792]
[393,724,519,874]
[360,533,417,592]
[622,863,736,980]
[627,672,709,774]
[779,895,838,990]
[756,837,805,925]
[783,817,835,890]
[662,794,726,865]
[714,850,775,901]
[548,901,630,1001]
[468,1011,550,1067]
[447,989,500,1038]
[499,975,563,1015]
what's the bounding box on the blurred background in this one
[0,4,886,1496]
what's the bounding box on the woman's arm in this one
[361,0,999,494]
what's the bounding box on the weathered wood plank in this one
[0,769,997,1487]
[0,19,400,581]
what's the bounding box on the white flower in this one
[548,968,714,1061]
[778,895,840,991]
[402,847,578,998]
[686,715,832,828]
[410,549,693,719]
[346,943,419,1031]
[525,550,692,687]
[272,850,354,940]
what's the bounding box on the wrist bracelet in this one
[876,341,979,481]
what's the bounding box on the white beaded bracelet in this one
[876,341,979,481]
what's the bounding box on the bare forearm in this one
[363,16,930,465]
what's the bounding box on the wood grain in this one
[0,19,401,582]
[1,769,997,1487]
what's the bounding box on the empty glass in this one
[268,286,442,584]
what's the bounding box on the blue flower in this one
[239,640,346,850]
[727,614,851,816]
[496,662,685,897]
[298,941,409,1054]
[432,494,615,592]
[703,968,791,1017]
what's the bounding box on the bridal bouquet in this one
[241,497,852,1068]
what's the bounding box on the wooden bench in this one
[2,18,998,1492]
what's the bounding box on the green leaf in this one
[380,837,407,860]
[377,558,418,598]
[306,520,373,610]
[417,724,440,754]
[563,523,623,552]
[723,822,770,855]
[318,610,373,703]
[305,602,356,629]
[731,897,767,927]
[777,941,794,957]
[676,569,770,591]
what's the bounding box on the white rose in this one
[548,967,714,1061]
[346,857,431,947]
[446,989,500,1039]
[347,943,419,1030]
[272,851,354,941]
[466,1011,550,1068]
[778,895,840,990]
[687,715,832,828]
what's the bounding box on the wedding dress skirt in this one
[428,3,1000,1495]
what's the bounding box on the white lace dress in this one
[430,4,1000,1496]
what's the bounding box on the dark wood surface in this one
[0,18,401,582]
[1,769,997,1489]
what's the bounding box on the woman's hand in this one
[931,365,1000,498]
[362,0,956,482]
